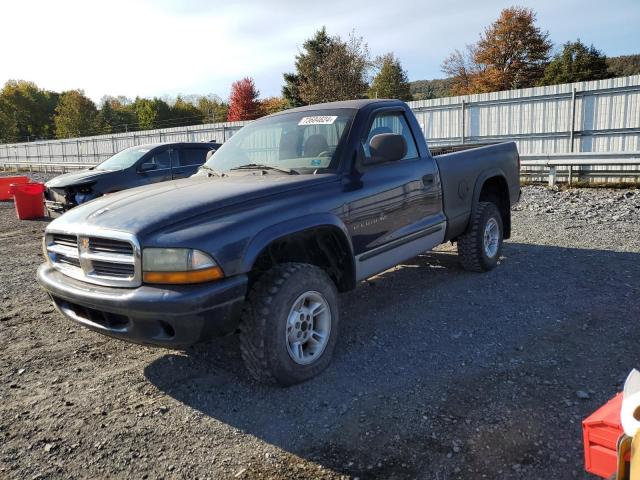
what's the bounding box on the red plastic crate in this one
[0,176,30,200]
[583,393,626,478]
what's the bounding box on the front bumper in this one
[37,263,248,347]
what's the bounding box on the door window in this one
[364,112,419,161]
[148,149,171,169]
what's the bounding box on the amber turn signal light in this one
[143,266,224,284]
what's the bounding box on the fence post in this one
[111,135,116,154]
[460,99,466,144]
[548,166,557,187]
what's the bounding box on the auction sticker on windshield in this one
[298,116,337,126]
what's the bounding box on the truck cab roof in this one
[270,99,406,117]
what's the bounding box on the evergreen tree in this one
[369,53,412,101]
[540,40,611,85]
[283,27,370,105]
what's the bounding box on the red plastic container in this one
[0,176,30,200]
[583,393,627,478]
[9,183,45,220]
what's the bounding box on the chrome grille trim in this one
[45,228,141,288]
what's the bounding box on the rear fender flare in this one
[469,168,510,236]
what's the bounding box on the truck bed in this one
[433,141,520,241]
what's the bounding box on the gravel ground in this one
[1,176,639,479]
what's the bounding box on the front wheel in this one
[239,263,339,386]
[457,201,503,272]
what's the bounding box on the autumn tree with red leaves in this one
[227,77,262,121]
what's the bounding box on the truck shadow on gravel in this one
[144,242,640,479]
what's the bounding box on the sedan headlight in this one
[142,248,224,284]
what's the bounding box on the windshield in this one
[205,109,354,173]
[95,146,151,171]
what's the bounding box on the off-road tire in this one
[239,262,339,386]
[457,201,503,272]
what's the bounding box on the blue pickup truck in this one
[38,99,520,386]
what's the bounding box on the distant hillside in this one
[606,54,640,77]
[410,54,640,100]
[409,78,453,100]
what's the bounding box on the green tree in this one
[312,32,370,102]
[96,96,136,133]
[283,28,370,105]
[369,53,412,101]
[540,40,611,85]
[196,95,229,123]
[170,96,203,125]
[282,73,303,108]
[53,90,99,138]
[131,97,171,130]
[0,80,57,140]
[282,27,334,107]
[0,96,18,143]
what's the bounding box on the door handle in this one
[422,174,434,187]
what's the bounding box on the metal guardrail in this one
[520,152,640,186]
[3,152,640,186]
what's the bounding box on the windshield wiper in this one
[199,165,227,177]
[229,163,298,175]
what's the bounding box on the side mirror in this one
[139,162,157,173]
[367,133,407,165]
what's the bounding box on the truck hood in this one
[48,173,338,237]
[45,169,113,188]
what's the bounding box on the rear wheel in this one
[457,201,503,272]
[239,263,339,386]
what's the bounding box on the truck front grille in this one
[89,238,134,256]
[52,233,77,248]
[92,260,135,277]
[46,231,140,287]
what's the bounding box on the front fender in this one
[240,213,354,274]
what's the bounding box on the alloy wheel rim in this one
[483,217,500,258]
[285,291,331,365]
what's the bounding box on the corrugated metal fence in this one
[0,121,249,167]
[1,75,639,172]
[410,74,640,154]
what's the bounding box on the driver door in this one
[136,147,173,186]
[345,109,444,280]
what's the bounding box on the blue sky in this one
[1,0,638,103]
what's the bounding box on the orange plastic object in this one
[9,183,45,220]
[0,176,30,200]
[583,393,627,478]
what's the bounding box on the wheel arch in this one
[471,170,512,239]
[241,214,356,292]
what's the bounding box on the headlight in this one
[142,248,224,284]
